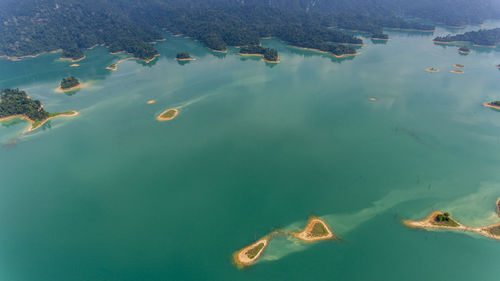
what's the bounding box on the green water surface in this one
[1,21,500,281]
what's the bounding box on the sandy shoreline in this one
[156,108,179,121]
[174,57,197,61]
[450,70,464,74]
[0,111,79,132]
[146,100,156,104]
[60,55,86,63]
[425,68,439,73]
[292,217,336,242]
[453,64,464,68]
[70,63,80,67]
[290,45,360,58]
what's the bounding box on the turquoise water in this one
[1,21,500,281]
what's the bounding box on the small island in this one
[404,207,500,241]
[453,64,464,68]
[175,52,196,61]
[293,217,336,242]
[483,101,500,110]
[0,88,78,132]
[156,108,179,121]
[146,100,156,104]
[458,46,471,54]
[425,68,439,73]
[58,76,82,92]
[450,69,464,74]
[233,237,269,267]
[238,45,280,63]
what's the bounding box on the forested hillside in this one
[0,0,498,60]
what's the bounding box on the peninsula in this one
[175,52,196,61]
[238,45,279,63]
[58,76,82,92]
[0,88,78,132]
[233,237,269,267]
[404,209,500,241]
[293,217,336,242]
[434,28,500,47]
[156,108,179,121]
[483,101,500,110]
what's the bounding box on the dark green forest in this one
[176,52,192,59]
[0,0,498,60]
[0,88,49,121]
[434,28,500,46]
[60,76,80,90]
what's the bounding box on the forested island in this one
[175,52,195,61]
[434,28,500,47]
[0,88,78,131]
[238,46,279,62]
[59,76,82,92]
[3,0,497,62]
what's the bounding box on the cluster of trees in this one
[0,88,49,121]
[239,45,279,61]
[60,76,80,90]
[489,101,500,106]
[176,52,192,59]
[435,213,451,223]
[434,28,500,46]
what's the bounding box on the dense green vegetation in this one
[486,225,500,236]
[239,45,279,61]
[61,45,85,60]
[489,101,500,106]
[310,222,329,237]
[433,212,459,227]
[60,76,80,90]
[245,242,264,259]
[0,88,49,121]
[435,28,500,46]
[0,0,498,61]
[176,52,192,59]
